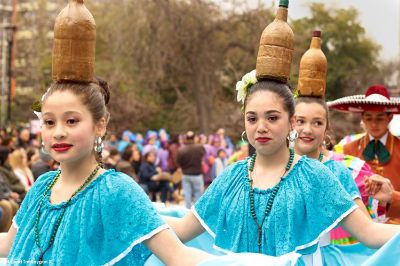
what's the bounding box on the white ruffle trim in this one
[295,205,358,252]
[12,217,18,230]
[352,195,361,200]
[192,204,359,256]
[191,206,216,238]
[103,224,169,266]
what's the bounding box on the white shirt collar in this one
[368,131,389,145]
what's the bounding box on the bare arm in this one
[0,225,17,257]
[340,208,400,248]
[354,198,371,219]
[163,211,206,243]
[144,228,212,266]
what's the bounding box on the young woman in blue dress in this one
[164,71,400,262]
[0,81,211,265]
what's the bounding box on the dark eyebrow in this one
[264,110,281,115]
[64,111,82,116]
[245,111,256,115]
[42,111,82,116]
[245,110,282,115]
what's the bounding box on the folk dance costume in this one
[8,1,168,265]
[193,157,357,258]
[328,84,400,224]
[8,170,167,265]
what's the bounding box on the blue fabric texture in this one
[145,205,223,266]
[8,169,166,265]
[194,156,357,256]
[323,160,360,200]
[320,243,376,266]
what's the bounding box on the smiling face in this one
[245,90,293,157]
[361,111,392,139]
[41,90,105,165]
[294,102,328,155]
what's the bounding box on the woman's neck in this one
[255,146,290,169]
[294,147,320,160]
[59,156,99,185]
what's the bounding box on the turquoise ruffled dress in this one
[317,159,381,266]
[193,156,358,257]
[8,169,168,265]
[324,160,360,200]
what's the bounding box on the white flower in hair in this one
[236,81,246,103]
[242,70,257,85]
[236,69,257,105]
[31,87,50,126]
[33,111,43,126]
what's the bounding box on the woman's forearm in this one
[0,233,8,257]
[172,246,213,266]
[145,228,212,266]
[354,198,371,219]
[0,226,17,257]
[362,222,400,248]
[341,208,400,248]
[163,211,205,243]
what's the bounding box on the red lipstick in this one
[299,137,314,143]
[255,137,271,144]
[51,143,73,152]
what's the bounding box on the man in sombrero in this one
[328,84,400,222]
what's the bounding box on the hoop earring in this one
[241,131,248,143]
[323,134,332,150]
[287,130,298,143]
[41,141,49,155]
[94,137,104,154]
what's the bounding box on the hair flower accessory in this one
[31,87,51,123]
[236,69,257,105]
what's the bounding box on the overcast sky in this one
[216,0,400,61]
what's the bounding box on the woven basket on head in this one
[256,0,294,83]
[297,30,327,97]
[52,0,96,83]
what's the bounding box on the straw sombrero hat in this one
[327,84,400,114]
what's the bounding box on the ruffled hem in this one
[12,217,18,230]
[295,205,358,252]
[191,207,216,238]
[103,224,169,266]
[193,189,359,256]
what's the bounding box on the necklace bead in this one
[248,149,294,253]
[318,151,324,162]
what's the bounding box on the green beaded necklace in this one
[248,149,295,253]
[318,151,324,162]
[35,165,101,261]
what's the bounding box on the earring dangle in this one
[287,130,298,142]
[94,137,103,154]
[241,131,248,143]
[41,142,49,155]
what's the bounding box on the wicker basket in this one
[297,30,327,97]
[256,2,294,83]
[52,0,96,82]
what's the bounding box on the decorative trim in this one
[294,205,358,252]
[328,95,400,106]
[191,207,216,238]
[212,244,233,254]
[12,218,18,230]
[103,224,169,266]
[352,195,361,200]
